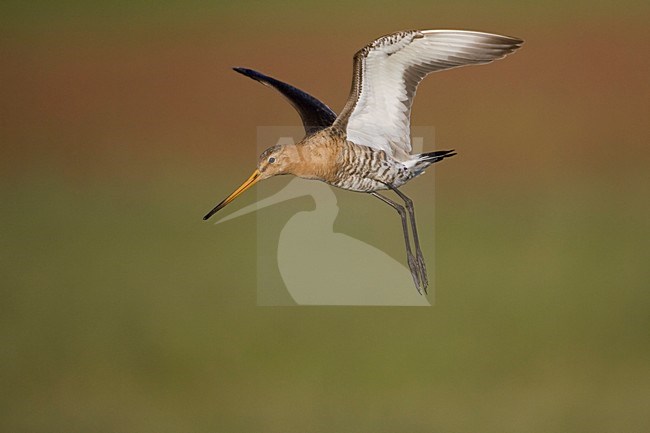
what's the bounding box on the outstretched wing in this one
[333,30,523,160]
[233,67,337,136]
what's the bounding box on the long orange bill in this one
[203,169,261,220]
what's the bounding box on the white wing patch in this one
[336,30,523,161]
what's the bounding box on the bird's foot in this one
[407,253,426,295]
[416,251,428,294]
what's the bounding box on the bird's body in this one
[275,127,453,192]
[204,29,523,294]
[326,136,414,192]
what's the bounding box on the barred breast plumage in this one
[329,140,416,192]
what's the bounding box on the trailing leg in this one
[390,187,428,292]
[370,192,425,294]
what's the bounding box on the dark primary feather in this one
[233,67,337,136]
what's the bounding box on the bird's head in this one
[202,144,297,220]
[257,145,296,178]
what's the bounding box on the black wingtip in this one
[231,65,337,135]
[233,67,264,83]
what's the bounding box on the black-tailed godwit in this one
[203,29,523,294]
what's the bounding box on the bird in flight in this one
[204,29,523,294]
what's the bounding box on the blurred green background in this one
[2,1,649,432]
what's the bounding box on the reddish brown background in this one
[1,1,649,432]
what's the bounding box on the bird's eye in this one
[268,157,276,163]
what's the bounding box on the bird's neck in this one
[286,139,339,183]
